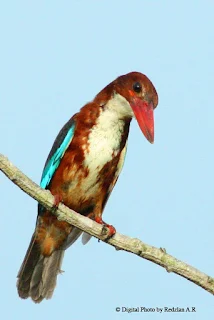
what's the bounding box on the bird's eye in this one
[133,82,142,93]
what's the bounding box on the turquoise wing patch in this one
[40,122,75,189]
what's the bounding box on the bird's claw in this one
[52,193,63,209]
[95,217,116,240]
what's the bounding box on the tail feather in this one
[17,234,41,299]
[17,227,83,303]
[17,234,65,303]
[29,250,64,303]
[82,232,92,245]
[63,227,83,249]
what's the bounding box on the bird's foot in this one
[51,192,63,208]
[95,217,116,240]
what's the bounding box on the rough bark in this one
[0,153,214,295]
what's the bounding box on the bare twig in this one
[0,153,214,295]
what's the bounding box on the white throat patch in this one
[83,93,132,186]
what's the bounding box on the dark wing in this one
[40,117,76,189]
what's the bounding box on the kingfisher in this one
[17,72,158,303]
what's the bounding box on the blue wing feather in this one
[40,119,75,189]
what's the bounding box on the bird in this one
[17,71,158,303]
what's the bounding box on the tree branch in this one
[0,153,213,295]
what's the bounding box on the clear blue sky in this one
[1,1,214,319]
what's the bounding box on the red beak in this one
[130,98,154,143]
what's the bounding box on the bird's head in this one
[114,72,158,143]
[96,72,158,143]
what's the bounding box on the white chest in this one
[84,108,125,172]
[81,93,132,193]
[83,93,132,171]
